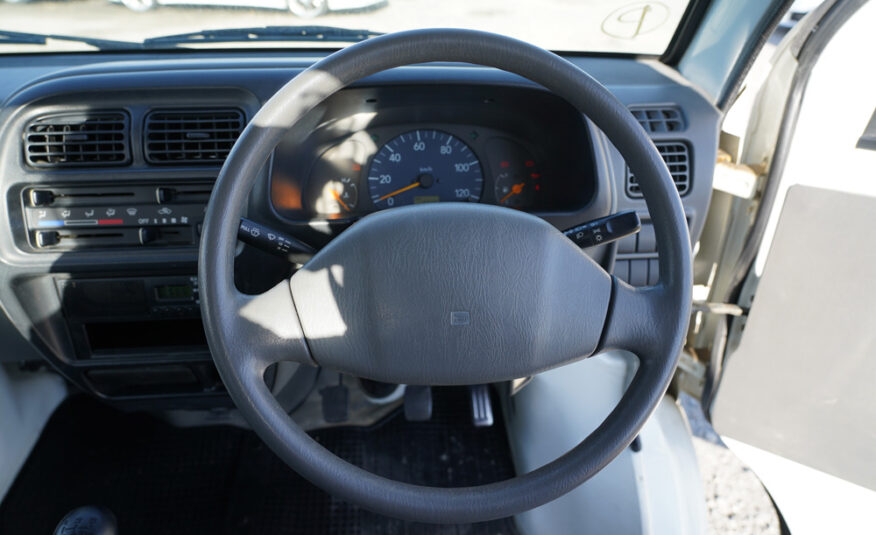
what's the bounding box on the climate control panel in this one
[20,183,212,251]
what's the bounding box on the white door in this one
[710,2,876,533]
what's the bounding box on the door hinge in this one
[672,351,706,399]
[672,350,706,399]
[692,301,747,317]
[712,149,764,199]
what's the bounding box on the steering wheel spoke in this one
[598,279,675,365]
[220,280,315,377]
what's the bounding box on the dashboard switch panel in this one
[20,183,211,252]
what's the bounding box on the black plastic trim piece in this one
[855,107,876,151]
[716,0,795,110]
[660,0,715,66]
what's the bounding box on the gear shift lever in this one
[53,506,118,535]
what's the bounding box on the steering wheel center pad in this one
[290,203,612,384]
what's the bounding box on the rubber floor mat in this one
[0,387,518,535]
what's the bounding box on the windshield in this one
[0,0,691,54]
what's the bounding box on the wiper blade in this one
[0,30,141,50]
[143,26,382,47]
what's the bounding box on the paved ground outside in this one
[681,393,781,535]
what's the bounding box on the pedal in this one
[404,385,433,421]
[469,384,494,427]
[320,379,349,423]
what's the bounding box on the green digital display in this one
[155,284,193,301]
[413,195,441,204]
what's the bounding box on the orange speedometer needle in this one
[500,182,525,203]
[378,181,421,201]
[330,189,351,212]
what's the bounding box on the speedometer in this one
[367,129,483,208]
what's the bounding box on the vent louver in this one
[24,112,130,168]
[630,106,685,133]
[144,109,244,165]
[627,141,691,197]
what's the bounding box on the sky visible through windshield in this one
[0,0,690,54]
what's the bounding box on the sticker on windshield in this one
[602,2,670,39]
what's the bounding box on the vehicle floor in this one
[0,387,517,535]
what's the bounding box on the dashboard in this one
[0,52,720,409]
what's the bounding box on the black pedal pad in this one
[469,384,494,427]
[320,383,349,423]
[404,385,433,421]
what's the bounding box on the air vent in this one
[626,141,690,197]
[630,106,685,133]
[24,112,130,168]
[145,109,245,165]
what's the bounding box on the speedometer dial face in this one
[367,130,483,208]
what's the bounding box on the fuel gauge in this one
[495,167,536,209]
[308,139,367,218]
[489,138,541,210]
[316,176,358,215]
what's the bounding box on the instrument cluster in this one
[269,85,596,222]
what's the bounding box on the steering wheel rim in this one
[199,28,691,523]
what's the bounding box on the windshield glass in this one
[0,0,691,54]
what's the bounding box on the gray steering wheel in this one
[199,29,691,523]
